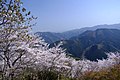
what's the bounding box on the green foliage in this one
[14,68,59,80]
[0,0,36,27]
[37,70,58,80]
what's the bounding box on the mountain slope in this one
[35,32,66,43]
[51,29,120,61]
[35,23,120,43]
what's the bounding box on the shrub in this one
[79,64,120,80]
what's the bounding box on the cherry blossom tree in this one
[0,0,36,79]
[1,0,120,79]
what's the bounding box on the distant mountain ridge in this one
[35,24,120,43]
[35,32,66,43]
[35,23,120,43]
[51,29,120,61]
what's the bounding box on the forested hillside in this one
[51,29,120,61]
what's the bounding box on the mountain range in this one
[35,23,120,43]
[52,29,120,61]
[35,24,120,61]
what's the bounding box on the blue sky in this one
[23,0,120,32]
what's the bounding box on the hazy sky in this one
[23,0,120,32]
